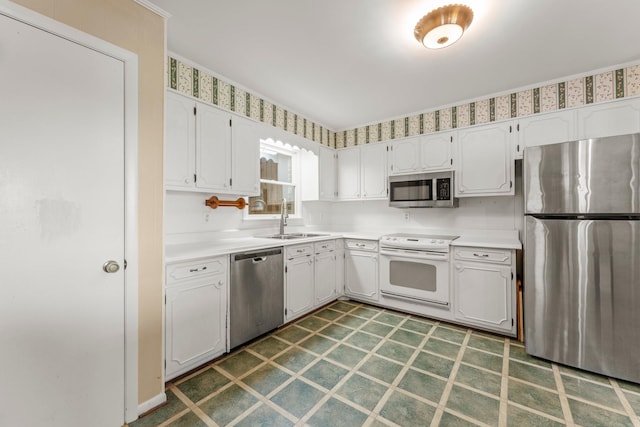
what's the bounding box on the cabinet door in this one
[196,103,231,191]
[517,110,577,158]
[361,143,388,199]
[165,91,196,188]
[319,146,337,200]
[577,98,640,140]
[420,132,453,171]
[344,250,379,301]
[390,138,419,175]
[165,274,227,380]
[337,146,361,199]
[231,115,261,196]
[453,262,513,333]
[456,123,514,197]
[315,251,337,305]
[335,240,345,296]
[285,255,315,321]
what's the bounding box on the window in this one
[248,140,298,217]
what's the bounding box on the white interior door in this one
[0,12,126,427]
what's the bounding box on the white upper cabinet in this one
[164,90,260,196]
[196,103,231,191]
[389,138,420,175]
[165,91,196,188]
[360,143,388,199]
[456,122,514,197]
[336,146,361,200]
[420,132,454,171]
[337,144,387,200]
[389,132,454,175]
[318,145,337,200]
[516,109,577,158]
[230,115,260,196]
[577,97,640,140]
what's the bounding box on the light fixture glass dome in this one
[421,23,464,49]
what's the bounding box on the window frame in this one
[244,138,302,220]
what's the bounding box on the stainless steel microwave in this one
[388,171,457,208]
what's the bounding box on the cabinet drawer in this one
[286,244,314,259]
[454,247,511,265]
[166,256,227,285]
[345,239,378,252]
[315,240,336,253]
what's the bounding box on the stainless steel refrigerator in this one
[524,133,640,383]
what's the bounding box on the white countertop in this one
[165,228,521,264]
[165,233,343,263]
[452,234,522,250]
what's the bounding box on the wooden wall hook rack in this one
[205,196,247,210]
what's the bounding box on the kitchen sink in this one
[259,233,330,240]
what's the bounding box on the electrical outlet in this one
[403,211,410,221]
[203,212,211,223]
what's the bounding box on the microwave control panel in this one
[436,178,451,200]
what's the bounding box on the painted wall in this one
[12,0,166,404]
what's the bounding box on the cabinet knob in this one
[184,177,191,184]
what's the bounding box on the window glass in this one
[248,142,297,216]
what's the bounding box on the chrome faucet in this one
[279,198,288,235]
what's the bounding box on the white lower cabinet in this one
[285,246,315,322]
[314,241,338,306]
[452,247,516,336]
[344,239,379,302]
[165,255,228,380]
[286,240,340,322]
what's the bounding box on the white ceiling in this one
[148,0,640,131]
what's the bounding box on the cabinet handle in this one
[189,266,207,272]
[296,249,305,253]
[473,253,490,258]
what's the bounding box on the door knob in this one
[102,260,120,273]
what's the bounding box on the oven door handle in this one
[379,247,448,260]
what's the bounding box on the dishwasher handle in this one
[252,256,267,263]
[233,248,282,262]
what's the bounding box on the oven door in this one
[379,248,450,306]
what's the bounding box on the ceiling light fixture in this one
[414,4,474,49]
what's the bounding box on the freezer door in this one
[524,216,640,382]
[524,133,640,215]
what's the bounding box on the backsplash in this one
[168,55,639,149]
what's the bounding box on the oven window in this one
[389,260,437,292]
[390,180,432,201]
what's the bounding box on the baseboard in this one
[137,392,167,417]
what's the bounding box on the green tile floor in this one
[132,301,640,426]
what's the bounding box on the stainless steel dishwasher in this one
[230,248,284,349]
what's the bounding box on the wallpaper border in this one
[168,56,640,150]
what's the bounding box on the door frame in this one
[0,1,140,423]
